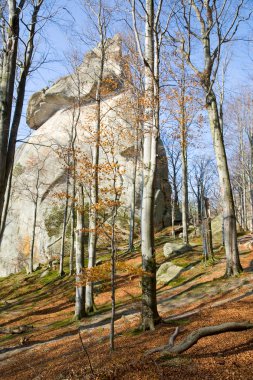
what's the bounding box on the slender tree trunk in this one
[201,196,213,262]
[75,184,86,319]
[128,125,139,252]
[129,158,137,252]
[171,196,175,238]
[250,136,253,233]
[70,176,76,275]
[29,192,39,273]
[179,66,189,245]
[110,170,118,351]
[207,91,242,276]
[181,131,189,244]
[86,36,105,313]
[59,165,70,277]
[141,0,160,331]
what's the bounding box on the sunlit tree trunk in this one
[70,179,75,276]
[86,8,105,312]
[29,173,39,273]
[250,135,253,232]
[75,184,86,319]
[129,150,137,252]
[180,70,189,245]
[59,163,70,277]
[207,91,242,276]
[141,0,160,330]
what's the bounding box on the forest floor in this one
[1,228,253,379]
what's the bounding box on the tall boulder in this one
[0,36,171,276]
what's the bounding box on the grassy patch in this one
[171,258,191,268]
[48,317,74,329]
[0,334,16,343]
[164,318,190,326]
[39,270,60,286]
[168,276,185,287]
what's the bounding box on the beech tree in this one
[75,183,86,319]
[131,0,173,330]
[173,0,249,276]
[82,0,110,314]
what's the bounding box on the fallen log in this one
[145,321,253,355]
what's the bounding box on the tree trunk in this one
[171,196,175,238]
[59,166,70,277]
[70,178,76,276]
[29,193,39,273]
[141,0,160,331]
[250,134,253,232]
[75,184,86,319]
[86,35,104,313]
[128,130,138,252]
[110,170,118,352]
[0,2,20,225]
[181,130,189,244]
[201,196,213,262]
[179,66,189,245]
[207,91,242,276]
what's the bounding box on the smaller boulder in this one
[156,262,182,284]
[163,242,191,258]
[40,269,50,278]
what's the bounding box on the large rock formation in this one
[0,36,171,277]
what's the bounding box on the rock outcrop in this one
[163,242,192,259]
[156,262,182,284]
[0,35,171,276]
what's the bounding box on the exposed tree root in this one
[145,322,253,355]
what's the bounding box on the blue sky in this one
[19,1,253,150]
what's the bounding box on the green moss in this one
[0,334,15,343]
[39,270,60,286]
[48,317,74,329]
[169,276,185,287]
[164,318,190,326]
[171,258,190,268]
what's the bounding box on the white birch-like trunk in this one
[141,0,160,331]
[29,195,38,273]
[75,184,86,319]
[59,165,70,277]
[129,124,139,251]
[86,31,105,313]
[181,146,188,244]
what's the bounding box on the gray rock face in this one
[0,36,171,277]
[27,35,123,129]
[156,262,182,284]
[163,242,191,258]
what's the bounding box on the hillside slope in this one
[0,231,253,379]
